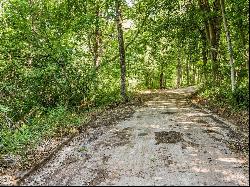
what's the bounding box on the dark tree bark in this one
[115,0,127,101]
[198,0,222,81]
[159,72,164,89]
[192,63,196,85]
[159,70,165,89]
[176,48,182,88]
[186,58,190,86]
[210,0,222,79]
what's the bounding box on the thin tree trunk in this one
[192,63,196,85]
[220,0,235,91]
[186,58,190,86]
[176,48,182,88]
[160,72,164,89]
[115,0,127,101]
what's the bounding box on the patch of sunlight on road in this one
[192,166,210,173]
[217,157,246,164]
[185,112,209,117]
[178,121,195,125]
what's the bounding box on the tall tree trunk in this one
[115,0,127,101]
[186,58,190,86]
[176,48,182,88]
[220,0,235,91]
[159,72,164,89]
[198,0,222,82]
[211,0,222,81]
[192,63,196,85]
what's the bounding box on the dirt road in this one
[22,87,249,186]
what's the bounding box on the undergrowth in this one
[198,81,249,112]
[0,106,87,157]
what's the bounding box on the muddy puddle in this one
[155,131,183,144]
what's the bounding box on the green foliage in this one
[231,84,249,110]
[0,106,86,156]
[200,79,249,111]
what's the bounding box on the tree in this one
[176,47,182,88]
[115,0,128,101]
[198,0,222,82]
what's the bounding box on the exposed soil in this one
[155,131,183,144]
[2,87,249,186]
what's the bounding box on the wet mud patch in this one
[161,111,177,114]
[201,123,211,128]
[155,131,183,144]
[190,118,208,124]
[202,129,222,135]
[138,132,148,137]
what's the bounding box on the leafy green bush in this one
[0,106,86,156]
[231,84,249,110]
[199,81,249,111]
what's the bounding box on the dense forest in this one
[0,0,249,163]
